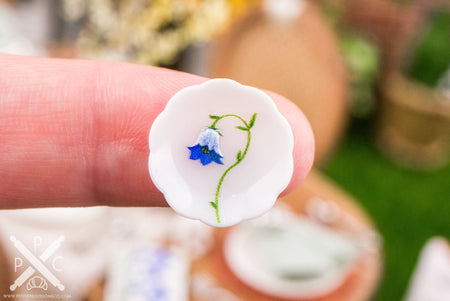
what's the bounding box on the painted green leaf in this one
[237,150,242,161]
[236,126,248,131]
[210,202,218,209]
[209,115,220,119]
[249,113,257,128]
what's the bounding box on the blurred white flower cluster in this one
[63,0,231,65]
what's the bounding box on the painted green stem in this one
[209,113,256,223]
[210,114,249,129]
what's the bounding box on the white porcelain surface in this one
[404,237,450,301]
[149,79,294,227]
[263,0,305,23]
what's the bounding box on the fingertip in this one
[265,90,315,195]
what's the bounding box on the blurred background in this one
[0,0,449,300]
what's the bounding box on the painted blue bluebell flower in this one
[188,128,224,166]
[187,113,257,223]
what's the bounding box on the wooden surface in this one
[83,169,382,301]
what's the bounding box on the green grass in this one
[324,119,450,301]
[408,9,450,87]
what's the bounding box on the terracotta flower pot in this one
[376,73,450,170]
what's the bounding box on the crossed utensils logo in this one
[9,235,65,292]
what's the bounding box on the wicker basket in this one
[376,73,450,170]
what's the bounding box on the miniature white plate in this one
[224,213,361,298]
[149,79,294,227]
